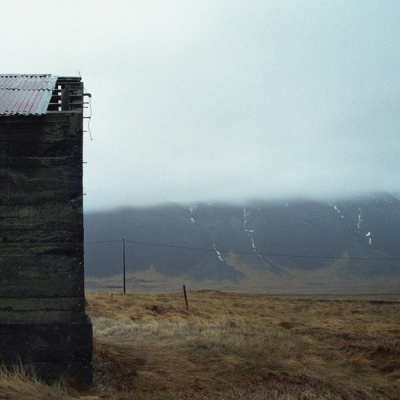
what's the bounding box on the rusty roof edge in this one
[0,74,53,89]
[35,90,54,115]
[0,74,58,116]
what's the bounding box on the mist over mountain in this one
[84,194,400,293]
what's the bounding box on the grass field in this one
[1,291,400,399]
[85,259,400,295]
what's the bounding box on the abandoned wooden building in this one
[0,74,92,382]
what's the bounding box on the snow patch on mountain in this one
[366,231,372,245]
[243,208,263,259]
[333,204,344,218]
[357,209,362,232]
[213,244,224,262]
[188,205,197,223]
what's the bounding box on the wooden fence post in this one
[183,285,189,311]
[123,238,126,294]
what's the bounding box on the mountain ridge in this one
[84,194,400,293]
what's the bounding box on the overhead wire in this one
[85,239,400,261]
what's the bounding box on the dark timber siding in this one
[0,111,92,382]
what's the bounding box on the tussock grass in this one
[0,364,95,400]
[1,291,399,399]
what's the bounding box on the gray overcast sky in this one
[1,0,399,210]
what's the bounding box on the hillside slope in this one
[84,194,400,292]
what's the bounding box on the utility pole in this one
[122,238,126,294]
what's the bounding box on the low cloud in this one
[1,1,399,209]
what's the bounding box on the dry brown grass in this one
[85,259,400,295]
[0,364,94,400]
[1,291,400,399]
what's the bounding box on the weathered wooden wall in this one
[0,112,92,382]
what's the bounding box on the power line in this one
[85,239,400,261]
[85,240,121,244]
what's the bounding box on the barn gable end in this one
[0,74,92,382]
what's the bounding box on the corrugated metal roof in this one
[0,74,57,116]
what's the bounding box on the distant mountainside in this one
[84,194,400,293]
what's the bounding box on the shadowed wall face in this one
[0,111,92,382]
